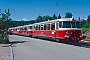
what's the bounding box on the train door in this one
[17,28,20,34]
[27,26,32,36]
[55,22,59,38]
[51,23,56,38]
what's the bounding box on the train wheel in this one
[75,40,79,43]
[36,36,38,38]
[30,35,32,37]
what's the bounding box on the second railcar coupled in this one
[8,18,82,42]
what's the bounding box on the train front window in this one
[63,21,71,28]
[71,21,76,28]
[76,22,81,28]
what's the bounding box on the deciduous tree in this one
[87,15,90,22]
[65,12,73,18]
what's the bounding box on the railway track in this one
[65,32,90,48]
[37,37,90,49]
[69,42,90,48]
[57,40,90,49]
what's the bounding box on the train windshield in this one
[76,21,81,28]
[71,21,76,28]
[60,21,81,28]
[63,21,71,28]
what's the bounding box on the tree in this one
[36,15,43,23]
[85,22,89,28]
[42,15,55,21]
[87,15,90,22]
[42,15,49,21]
[81,19,86,27]
[0,9,11,44]
[49,16,55,20]
[58,14,61,19]
[53,13,57,19]
[0,9,12,29]
[78,17,80,20]
[36,15,55,23]
[65,12,73,18]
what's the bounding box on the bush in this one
[0,29,9,44]
[82,26,90,34]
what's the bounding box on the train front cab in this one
[55,20,82,43]
[32,18,82,43]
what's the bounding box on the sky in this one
[0,0,90,21]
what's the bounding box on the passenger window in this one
[15,29,16,30]
[51,23,55,30]
[29,26,32,30]
[41,25,43,30]
[59,22,62,28]
[17,28,19,30]
[34,26,36,30]
[25,27,27,30]
[56,22,59,29]
[20,28,22,30]
[39,25,40,30]
[22,28,24,30]
[23,27,25,30]
[63,21,71,28]
[47,24,50,30]
[36,26,38,30]
[44,24,47,30]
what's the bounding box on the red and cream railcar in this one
[9,24,33,36]
[8,27,19,35]
[32,18,82,42]
[9,18,82,42]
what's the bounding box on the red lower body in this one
[10,30,82,42]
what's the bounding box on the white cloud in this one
[22,18,28,21]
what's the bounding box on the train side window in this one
[56,22,59,29]
[18,28,20,30]
[39,25,40,30]
[63,21,71,28]
[32,25,34,30]
[41,25,43,30]
[36,25,38,30]
[59,22,62,28]
[76,21,81,28]
[44,24,47,30]
[21,28,23,30]
[25,27,27,30]
[47,24,51,30]
[15,28,17,30]
[22,28,24,30]
[23,27,25,30]
[33,26,36,30]
[29,26,32,30]
[15,29,17,30]
[17,28,19,30]
[51,23,55,30]
[71,21,76,28]
[20,28,21,30]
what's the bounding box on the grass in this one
[82,28,89,34]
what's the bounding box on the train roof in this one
[18,24,32,28]
[9,24,32,29]
[9,18,80,29]
[33,18,80,25]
